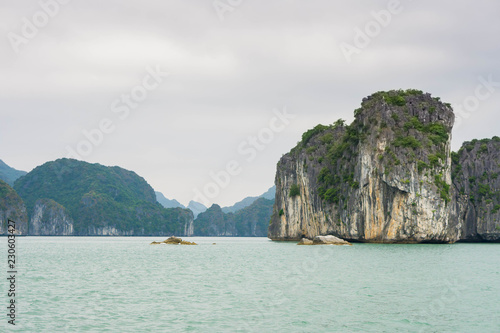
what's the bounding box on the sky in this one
[1,0,500,207]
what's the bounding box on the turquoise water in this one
[1,237,499,332]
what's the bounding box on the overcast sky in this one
[1,0,500,207]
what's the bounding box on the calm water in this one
[1,237,499,332]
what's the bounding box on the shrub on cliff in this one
[289,184,300,197]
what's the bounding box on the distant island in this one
[269,90,500,243]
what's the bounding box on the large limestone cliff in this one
[0,180,28,235]
[452,138,500,242]
[30,198,74,235]
[269,90,460,243]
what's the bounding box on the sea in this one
[1,237,499,332]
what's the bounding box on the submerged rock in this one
[312,235,351,245]
[163,236,182,244]
[297,235,351,245]
[180,240,197,245]
[297,238,314,245]
[150,236,198,245]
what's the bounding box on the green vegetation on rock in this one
[371,89,424,107]
[289,184,300,197]
[434,173,451,203]
[0,179,28,234]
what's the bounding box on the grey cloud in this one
[1,0,499,206]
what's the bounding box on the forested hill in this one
[13,158,193,235]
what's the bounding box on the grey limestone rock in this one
[269,90,459,243]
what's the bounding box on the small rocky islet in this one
[150,236,197,245]
[297,235,352,245]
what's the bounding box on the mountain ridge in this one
[222,186,276,213]
[155,191,185,209]
[187,200,208,218]
[0,159,27,186]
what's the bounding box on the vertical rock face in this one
[184,217,194,236]
[30,198,74,235]
[180,210,195,237]
[452,138,500,241]
[0,180,28,235]
[269,90,460,243]
[85,226,134,236]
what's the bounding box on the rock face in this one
[269,90,460,243]
[0,180,28,235]
[184,217,194,236]
[30,198,74,235]
[452,138,500,242]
